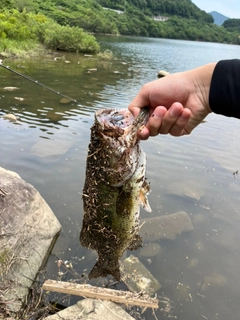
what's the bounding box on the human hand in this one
[128,63,216,139]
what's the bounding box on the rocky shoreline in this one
[0,166,195,319]
[0,167,61,317]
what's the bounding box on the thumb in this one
[128,94,151,118]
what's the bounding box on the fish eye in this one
[110,114,125,126]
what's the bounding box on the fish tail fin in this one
[88,258,121,282]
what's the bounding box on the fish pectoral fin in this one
[139,183,152,212]
[127,234,142,251]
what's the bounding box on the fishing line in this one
[0,59,80,104]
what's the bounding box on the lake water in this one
[1,36,240,320]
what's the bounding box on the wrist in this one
[190,63,217,114]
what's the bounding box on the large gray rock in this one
[44,298,134,320]
[0,167,61,313]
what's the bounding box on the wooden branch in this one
[42,280,158,309]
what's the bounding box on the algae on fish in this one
[80,108,151,281]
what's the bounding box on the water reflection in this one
[0,52,134,130]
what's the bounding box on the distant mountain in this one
[209,11,229,26]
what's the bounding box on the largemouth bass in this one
[80,107,151,281]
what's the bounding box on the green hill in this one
[98,0,213,22]
[2,0,240,45]
[223,18,240,33]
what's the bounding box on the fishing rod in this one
[0,59,80,104]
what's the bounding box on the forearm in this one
[128,59,240,139]
[209,59,240,118]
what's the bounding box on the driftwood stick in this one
[42,280,158,309]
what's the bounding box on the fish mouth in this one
[96,107,149,133]
[96,108,134,130]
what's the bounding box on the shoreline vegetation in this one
[0,9,100,59]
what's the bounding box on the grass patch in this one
[0,39,46,58]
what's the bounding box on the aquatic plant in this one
[97,49,113,59]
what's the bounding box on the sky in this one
[192,0,240,19]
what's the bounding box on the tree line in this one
[1,0,240,57]
[98,0,213,22]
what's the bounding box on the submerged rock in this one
[31,138,74,157]
[199,273,227,292]
[3,87,19,91]
[167,180,204,200]
[0,167,61,313]
[87,68,97,72]
[139,242,162,258]
[59,97,71,104]
[140,211,193,241]
[44,298,134,320]
[3,114,17,122]
[121,255,161,295]
[14,97,24,101]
